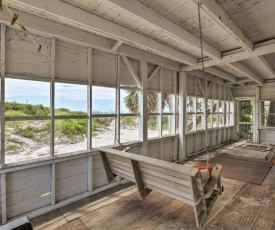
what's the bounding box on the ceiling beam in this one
[6,0,197,66]
[100,0,221,60]
[228,62,263,85]
[0,9,181,71]
[204,67,237,83]
[256,56,275,77]
[182,39,275,71]
[197,0,253,52]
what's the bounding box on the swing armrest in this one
[204,164,222,199]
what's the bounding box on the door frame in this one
[235,97,257,142]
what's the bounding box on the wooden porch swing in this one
[99,1,223,229]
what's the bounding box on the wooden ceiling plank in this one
[100,0,221,60]
[6,0,197,66]
[198,0,253,52]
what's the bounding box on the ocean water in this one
[5,78,131,113]
[6,96,130,113]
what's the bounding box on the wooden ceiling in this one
[3,0,275,85]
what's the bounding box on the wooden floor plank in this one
[31,209,67,230]
[206,174,275,230]
[60,183,136,221]
[55,219,88,230]
[80,191,173,230]
[30,144,275,230]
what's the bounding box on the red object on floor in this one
[193,166,213,176]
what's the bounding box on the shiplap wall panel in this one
[259,85,275,100]
[93,167,108,189]
[0,177,2,222]
[148,142,159,159]
[187,75,195,96]
[120,57,139,87]
[6,28,51,79]
[211,83,218,99]
[55,157,88,202]
[163,139,174,161]
[259,130,275,145]
[163,68,173,93]
[233,85,256,97]
[92,154,109,189]
[129,146,140,155]
[93,153,105,171]
[7,194,51,219]
[187,134,195,155]
[196,133,204,152]
[56,41,87,83]
[6,165,51,218]
[93,50,117,87]
[148,64,160,91]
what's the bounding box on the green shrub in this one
[92,117,113,132]
[148,116,157,130]
[6,142,19,151]
[15,125,35,138]
[121,116,137,127]
[59,119,87,136]
[5,102,50,116]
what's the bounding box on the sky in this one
[5,79,131,113]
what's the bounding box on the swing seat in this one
[99,148,223,229]
[204,164,222,199]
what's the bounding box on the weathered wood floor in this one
[31,145,275,230]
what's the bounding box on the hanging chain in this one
[197,1,210,167]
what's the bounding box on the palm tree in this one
[124,91,173,113]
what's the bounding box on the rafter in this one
[196,0,253,52]
[205,67,237,83]
[228,62,263,85]
[256,56,275,77]
[182,39,275,72]
[100,0,221,60]
[5,0,197,66]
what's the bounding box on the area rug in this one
[206,153,273,185]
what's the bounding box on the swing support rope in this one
[197,1,211,167]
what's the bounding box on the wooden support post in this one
[217,84,220,144]
[194,78,198,152]
[1,24,6,167]
[172,71,177,134]
[51,163,55,206]
[179,72,187,161]
[204,77,208,149]
[50,37,56,157]
[158,67,163,138]
[1,173,7,224]
[100,152,115,182]
[87,47,93,150]
[255,87,260,143]
[172,71,178,161]
[131,160,152,200]
[88,156,94,192]
[158,68,164,160]
[139,60,148,156]
[115,55,121,145]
